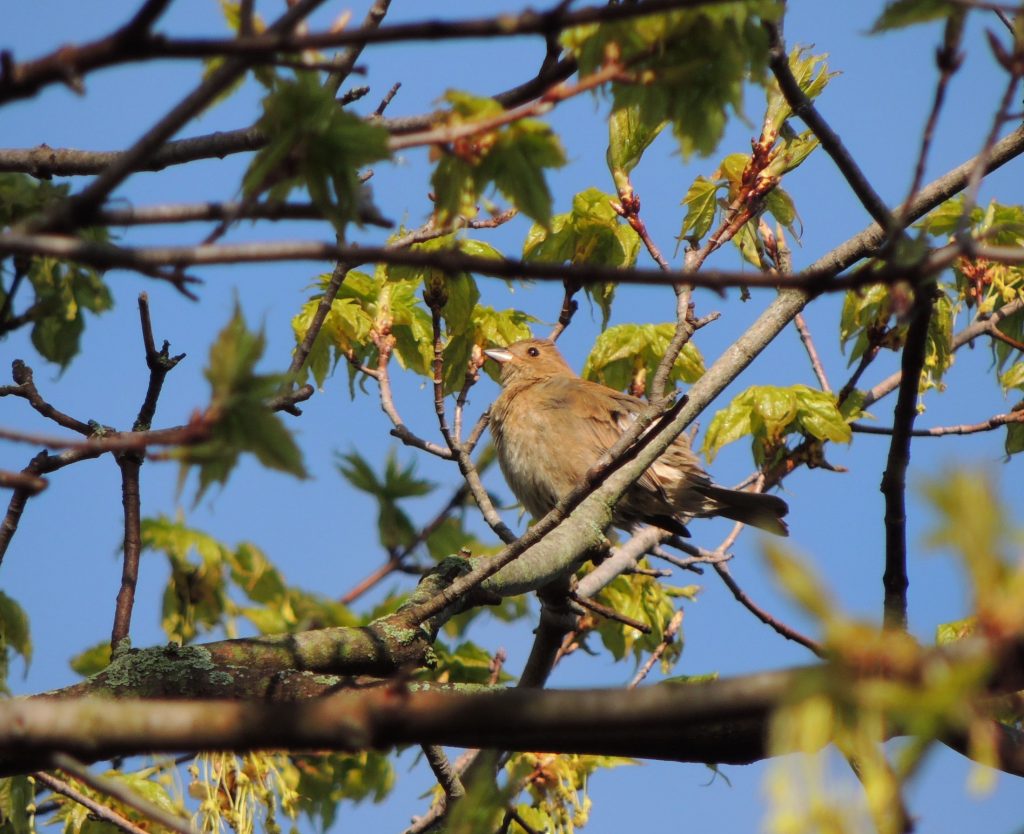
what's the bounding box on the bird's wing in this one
[532,378,676,502]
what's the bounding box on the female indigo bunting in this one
[484,338,788,537]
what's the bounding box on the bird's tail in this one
[693,484,789,536]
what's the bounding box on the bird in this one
[484,338,789,537]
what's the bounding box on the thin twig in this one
[0,469,47,493]
[899,14,964,223]
[111,455,142,652]
[51,753,196,834]
[94,200,390,228]
[864,298,1024,406]
[374,81,402,117]
[2,360,94,435]
[793,313,832,392]
[715,561,824,656]
[851,409,1024,438]
[17,0,331,233]
[0,449,101,568]
[765,20,895,232]
[570,591,652,634]
[629,609,684,688]
[33,770,152,834]
[8,232,1020,292]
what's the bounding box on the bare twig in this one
[714,561,824,656]
[33,770,152,834]
[864,298,1024,406]
[0,449,101,568]
[2,360,94,435]
[899,13,965,222]
[111,296,183,651]
[794,313,832,392]
[8,232,1023,292]
[570,591,652,634]
[17,0,332,233]
[0,469,47,494]
[51,753,196,834]
[851,409,1024,438]
[94,200,391,228]
[629,609,684,688]
[765,21,895,232]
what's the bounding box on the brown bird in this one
[484,338,788,537]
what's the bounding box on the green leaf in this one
[69,641,112,677]
[607,102,667,191]
[703,385,851,463]
[583,323,704,395]
[922,292,955,393]
[702,397,754,463]
[764,131,820,177]
[871,0,958,32]
[338,449,435,551]
[431,92,565,226]
[245,72,390,229]
[0,591,31,693]
[178,306,306,500]
[1001,363,1024,392]
[1006,418,1024,457]
[524,187,641,327]
[794,386,853,444]
[0,775,34,834]
[564,4,779,159]
[732,219,764,268]
[678,176,720,242]
[0,169,117,378]
[935,617,975,645]
[431,640,512,685]
[764,48,833,134]
[22,234,113,369]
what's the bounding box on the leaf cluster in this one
[703,384,852,466]
[764,468,1024,833]
[0,174,113,368]
[565,3,779,159]
[293,261,535,394]
[431,91,566,227]
[176,307,306,500]
[523,188,640,327]
[582,322,704,396]
[244,72,390,229]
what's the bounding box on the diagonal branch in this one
[765,21,895,232]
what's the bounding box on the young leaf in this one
[583,322,704,395]
[871,0,958,32]
[564,4,780,159]
[678,176,721,242]
[245,72,390,229]
[178,306,307,499]
[607,102,667,192]
[431,92,566,226]
[524,187,641,327]
[0,591,31,693]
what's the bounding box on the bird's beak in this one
[483,347,513,364]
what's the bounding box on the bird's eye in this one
[527,347,540,357]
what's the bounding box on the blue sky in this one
[2,1,1024,832]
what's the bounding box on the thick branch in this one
[880,283,936,631]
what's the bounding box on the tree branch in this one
[880,282,937,631]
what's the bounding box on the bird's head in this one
[483,338,575,386]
